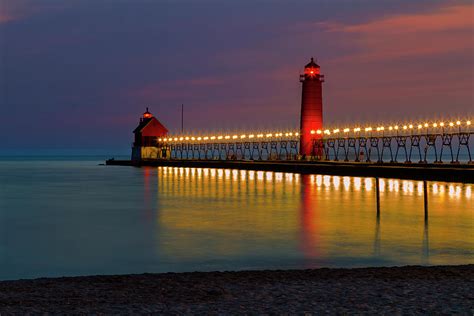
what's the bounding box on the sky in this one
[0,0,473,155]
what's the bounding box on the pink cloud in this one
[323,4,473,62]
[341,4,473,34]
[0,12,15,23]
[0,1,72,24]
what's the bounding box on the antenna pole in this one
[181,104,184,133]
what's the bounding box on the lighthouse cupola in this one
[299,57,324,157]
[303,57,321,77]
[143,107,153,119]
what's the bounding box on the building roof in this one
[305,57,320,69]
[133,118,153,133]
[133,117,169,135]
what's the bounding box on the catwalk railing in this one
[154,131,473,164]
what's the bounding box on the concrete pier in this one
[106,159,474,183]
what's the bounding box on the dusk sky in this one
[1,0,473,155]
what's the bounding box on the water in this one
[0,157,472,280]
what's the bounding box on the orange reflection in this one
[154,167,473,267]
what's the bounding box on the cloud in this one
[0,0,72,24]
[304,3,474,121]
[341,4,472,34]
[323,3,474,61]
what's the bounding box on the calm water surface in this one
[0,157,472,280]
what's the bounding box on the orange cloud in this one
[0,13,14,23]
[324,3,473,61]
[342,4,472,34]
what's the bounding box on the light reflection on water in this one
[0,161,472,280]
[156,167,473,270]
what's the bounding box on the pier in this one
[106,159,474,183]
[121,58,473,184]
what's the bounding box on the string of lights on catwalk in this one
[153,119,472,163]
[157,120,472,142]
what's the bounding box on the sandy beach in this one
[1,265,472,314]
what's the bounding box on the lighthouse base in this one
[132,146,168,162]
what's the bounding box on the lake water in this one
[0,157,472,280]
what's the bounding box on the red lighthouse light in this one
[299,57,324,157]
[143,107,153,119]
[304,65,320,77]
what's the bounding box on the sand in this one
[1,265,473,314]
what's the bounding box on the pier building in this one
[132,108,168,161]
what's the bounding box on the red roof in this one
[133,117,168,137]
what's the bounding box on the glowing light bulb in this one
[433,123,438,127]
[317,130,322,134]
[467,121,471,125]
[389,126,393,131]
[439,122,444,127]
[197,137,202,141]
[403,125,407,130]
[185,137,189,140]
[456,121,461,125]
[179,137,184,141]
[424,123,429,127]
[343,128,350,133]
[333,129,339,133]
[409,124,413,129]
[310,130,316,135]
[418,124,422,129]
[240,134,246,139]
[249,134,254,138]
[449,122,454,127]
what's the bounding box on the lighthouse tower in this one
[299,57,324,157]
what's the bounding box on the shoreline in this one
[1,265,472,314]
[106,159,474,183]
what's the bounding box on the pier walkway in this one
[106,159,474,183]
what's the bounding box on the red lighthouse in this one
[299,57,324,157]
[131,108,169,161]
